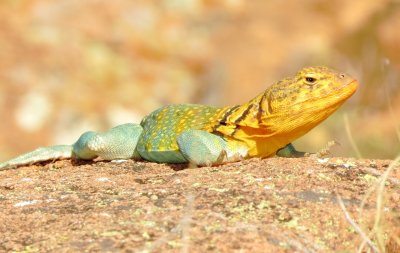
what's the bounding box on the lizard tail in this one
[0,145,73,170]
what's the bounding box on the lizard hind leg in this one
[73,123,143,160]
[176,130,227,166]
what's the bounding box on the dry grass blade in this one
[384,77,400,143]
[372,156,400,252]
[357,156,400,252]
[344,113,362,158]
[337,195,379,253]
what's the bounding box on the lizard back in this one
[137,104,226,162]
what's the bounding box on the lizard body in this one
[0,66,358,169]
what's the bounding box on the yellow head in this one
[261,66,358,136]
[206,66,358,158]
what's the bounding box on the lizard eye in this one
[305,76,316,84]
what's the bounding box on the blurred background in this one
[0,0,399,161]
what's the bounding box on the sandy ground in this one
[0,157,399,253]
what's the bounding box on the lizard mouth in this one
[310,78,358,102]
[345,79,358,90]
[332,78,358,97]
[349,79,359,88]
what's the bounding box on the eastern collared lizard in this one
[0,66,358,169]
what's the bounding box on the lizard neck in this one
[205,91,283,157]
[207,91,270,135]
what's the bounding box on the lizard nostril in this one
[339,74,345,79]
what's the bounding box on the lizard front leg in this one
[177,130,248,166]
[276,143,307,158]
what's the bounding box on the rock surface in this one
[1,157,399,252]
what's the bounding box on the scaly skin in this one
[0,66,358,169]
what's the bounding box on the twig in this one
[142,193,195,253]
[360,167,400,186]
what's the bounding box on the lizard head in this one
[207,66,358,158]
[262,66,358,135]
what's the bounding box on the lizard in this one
[0,66,358,169]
